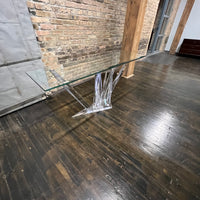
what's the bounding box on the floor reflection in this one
[141,110,176,155]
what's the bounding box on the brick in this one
[36,30,50,36]
[56,25,68,30]
[33,0,49,3]
[49,0,56,4]
[27,1,35,9]
[31,16,49,23]
[34,2,52,11]
[40,24,55,30]
[56,13,70,19]
[36,10,54,18]
[50,19,63,24]
[43,36,56,41]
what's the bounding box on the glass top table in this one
[27,56,144,117]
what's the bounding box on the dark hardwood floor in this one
[0,53,200,200]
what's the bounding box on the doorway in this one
[148,0,174,53]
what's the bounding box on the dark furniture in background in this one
[179,39,200,57]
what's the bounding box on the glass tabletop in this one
[27,55,144,92]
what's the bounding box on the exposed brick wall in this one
[138,0,160,56]
[27,0,159,84]
[27,0,127,84]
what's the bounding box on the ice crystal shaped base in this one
[50,64,126,117]
[73,65,126,117]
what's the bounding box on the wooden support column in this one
[170,0,195,54]
[120,0,147,78]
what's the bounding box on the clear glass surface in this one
[27,55,144,91]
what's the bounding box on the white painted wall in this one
[165,0,200,52]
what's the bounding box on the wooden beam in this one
[120,0,147,78]
[170,0,195,54]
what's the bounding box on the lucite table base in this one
[50,64,126,117]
